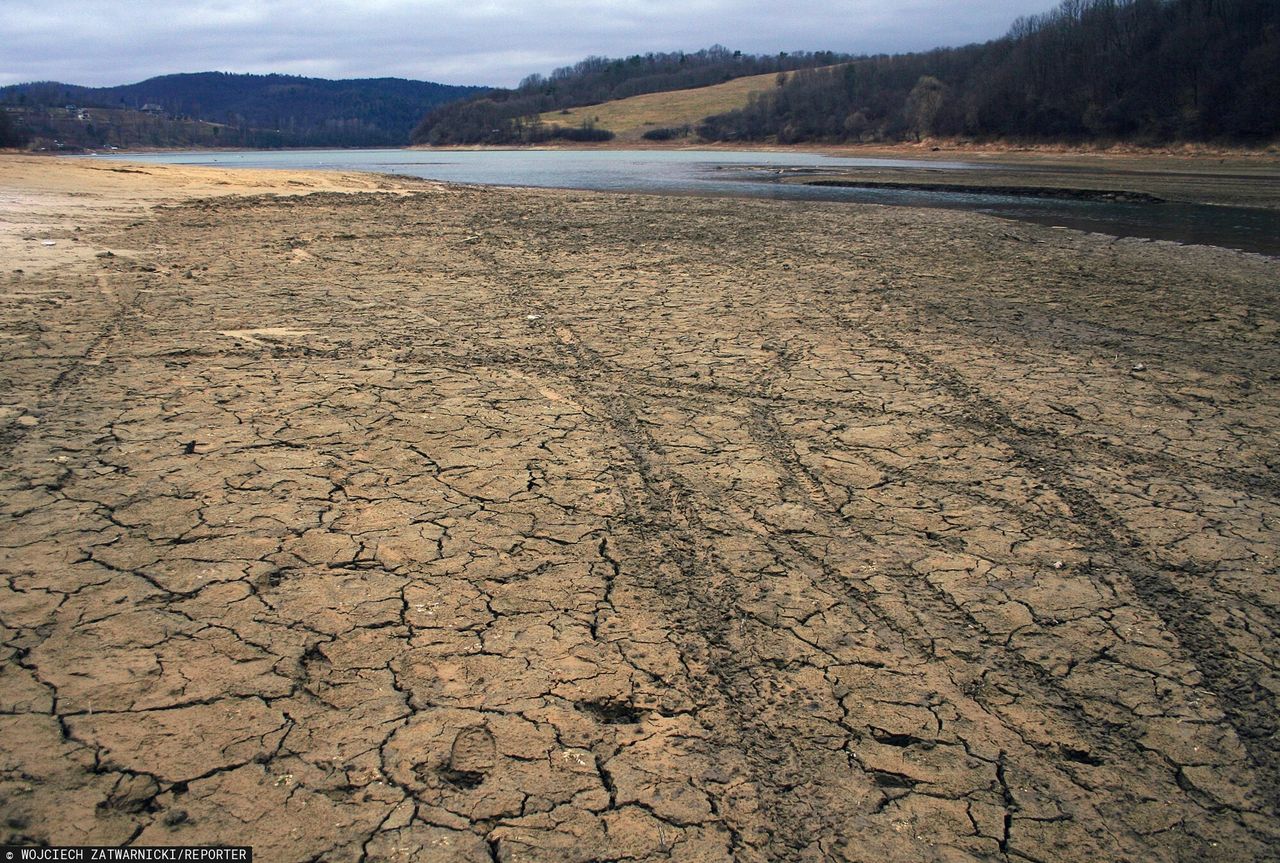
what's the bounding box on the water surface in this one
[94,148,1280,256]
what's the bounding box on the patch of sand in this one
[0,155,439,275]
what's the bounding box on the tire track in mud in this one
[532,325,839,861]
[450,230,767,856]
[722,325,1280,858]
[523,320,1092,857]
[744,402,1227,808]
[459,200,1277,854]
[831,278,1280,504]
[561,338,1210,860]
[733,348,1192,818]
[0,268,146,461]
[284,192,1278,852]
[846,324,1280,816]
[338,194,1279,854]
[453,222,874,858]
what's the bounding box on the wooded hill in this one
[0,109,28,148]
[415,0,1278,148]
[699,0,1278,144]
[0,72,484,149]
[409,47,852,145]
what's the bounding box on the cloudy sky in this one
[2,0,1061,88]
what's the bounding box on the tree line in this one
[698,0,1278,144]
[2,104,310,151]
[0,110,29,148]
[410,47,852,145]
[1,73,484,148]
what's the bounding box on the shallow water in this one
[92,148,1280,256]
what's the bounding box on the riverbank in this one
[419,137,1280,160]
[423,140,1280,209]
[775,148,1280,210]
[43,143,1280,211]
[2,156,1277,862]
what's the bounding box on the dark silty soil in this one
[1,169,1278,861]
[776,149,1280,210]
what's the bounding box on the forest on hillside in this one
[0,110,29,148]
[415,0,1277,148]
[3,104,298,150]
[0,73,483,148]
[410,47,851,145]
[699,0,1279,144]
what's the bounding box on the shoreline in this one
[409,137,1280,162]
[22,137,1279,158]
[44,143,1280,214]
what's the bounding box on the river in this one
[91,148,1280,256]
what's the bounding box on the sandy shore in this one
[1,155,1278,861]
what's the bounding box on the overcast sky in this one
[1,0,1061,88]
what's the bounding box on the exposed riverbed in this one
[3,155,1277,861]
[89,148,1280,255]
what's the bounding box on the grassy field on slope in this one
[537,69,791,143]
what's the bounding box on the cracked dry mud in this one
[1,164,1278,862]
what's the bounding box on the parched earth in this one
[1,170,1278,862]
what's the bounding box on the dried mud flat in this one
[1,158,1278,862]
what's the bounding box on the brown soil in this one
[1,156,1278,862]
[775,153,1280,211]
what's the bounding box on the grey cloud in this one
[1,0,1060,87]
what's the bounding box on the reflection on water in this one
[91,148,1279,256]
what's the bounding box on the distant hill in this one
[0,72,486,149]
[410,47,851,146]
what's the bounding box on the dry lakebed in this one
[0,154,1277,862]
